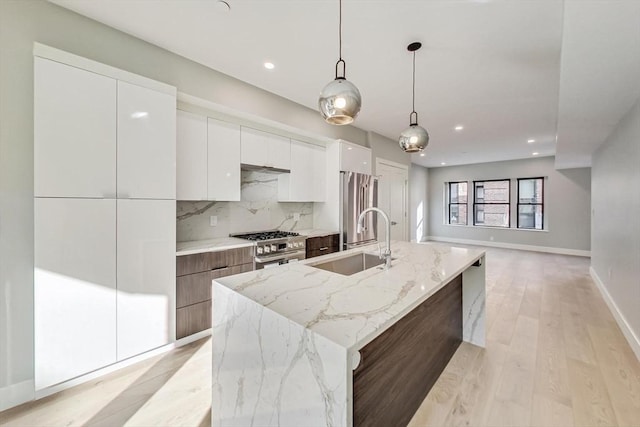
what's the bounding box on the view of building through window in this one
[448,182,468,225]
[518,178,544,229]
[473,180,510,227]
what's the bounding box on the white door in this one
[177,110,208,200]
[376,160,409,241]
[116,199,176,361]
[35,198,117,389]
[117,81,176,200]
[208,118,241,201]
[34,57,117,198]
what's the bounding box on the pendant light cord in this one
[339,0,343,61]
[412,50,416,114]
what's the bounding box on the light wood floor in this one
[2,248,639,427]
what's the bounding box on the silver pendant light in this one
[399,42,429,153]
[319,0,361,125]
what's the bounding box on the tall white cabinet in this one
[34,45,177,389]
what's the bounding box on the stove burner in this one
[234,231,300,241]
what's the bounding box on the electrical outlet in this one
[293,213,300,221]
[210,215,217,227]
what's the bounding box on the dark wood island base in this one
[353,274,463,427]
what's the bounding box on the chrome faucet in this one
[357,207,392,269]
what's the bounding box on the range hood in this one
[241,163,290,174]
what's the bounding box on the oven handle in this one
[254,250,305,264]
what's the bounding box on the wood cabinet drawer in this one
[305,234,339,259]
[177,263,254,308]
[176,301,211,339]
[176,246,253,276]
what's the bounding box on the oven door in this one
[254,250,305,269]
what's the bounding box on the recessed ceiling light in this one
[532,152,539,156]
[420,153,425,157]
[441,162,446,165]
[215,0,231,12]
[454,125,464,131]
[264,62,275,70]
[527,139,535,143]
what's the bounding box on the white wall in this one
[409,165,429,242]
[591,98,640,358]
[0,0,368,409]
[366,131,411,174]
[427,156,591,254]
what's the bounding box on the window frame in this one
[447,181,468,225]
[517,177,544,230]
[472,179,511,228]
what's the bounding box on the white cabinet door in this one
[240,127,268,167]
[340,141,371,175]
[34,57,116,198]
[279,140,325,202]
[116,199,176,361]
[208,118,241,201]
[35,198,117,389]
[267,133,291,170]
[241,127,290,170]
[177,110,208,200]
[117,81,176,200]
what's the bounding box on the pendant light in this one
[399,42,429,153]
[318,0,361,125]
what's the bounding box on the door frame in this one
[375,158,409,241]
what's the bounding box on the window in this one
[448,182,468,225]
[517,177,544,229]
[473,179,510,227]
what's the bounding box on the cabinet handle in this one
[211,265,229,271]
[319,247,329,251]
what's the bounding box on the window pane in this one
[519,178,543,203]
[450,182,467,204]
[518,205,543,229]
[475,203,509,227]
[450,204,467,225]
[476,180,509,203]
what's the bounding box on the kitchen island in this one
[212,241,485,427]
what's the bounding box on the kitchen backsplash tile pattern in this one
[177,171,313,242]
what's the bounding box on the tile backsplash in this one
[177,170,313,242]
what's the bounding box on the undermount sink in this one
[309,252,386,276]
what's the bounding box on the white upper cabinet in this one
[117,81,176,200]
[176,110,208,200]
[208,118,241,201]
[279,140,326,202]
[241,127,290,170]
[116,199,176,361]
[34,57,117,198]
[339,140,372,175]
[35,198,117,389]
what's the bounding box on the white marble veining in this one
[215,241,485,351]
[176,237,254,256]
[177,171,313,242]
[212,241,485,427]
[295,229,339,238]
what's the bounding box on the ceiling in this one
[51,0,640,169]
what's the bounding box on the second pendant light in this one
[399,42,429,153]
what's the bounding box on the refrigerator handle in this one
[360,185,366,231]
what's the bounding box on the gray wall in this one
[365,131,411,173]
[591,98,640,351]
[428,156,591,252]
[0,0,366,407]
[409,165,429,242]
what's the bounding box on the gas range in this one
[231,230,306,269]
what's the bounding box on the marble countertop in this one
[176,237,254,256]
[295,229,339,238]
[214,241,485,352]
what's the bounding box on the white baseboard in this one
[0,379,34,412]
[176,329,211,347]
[426,236,591,257]
[590,267,640,362]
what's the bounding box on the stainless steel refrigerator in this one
[340,171,378,250]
